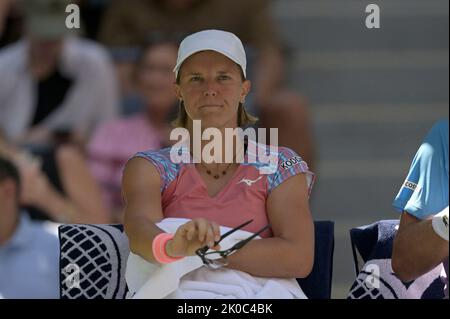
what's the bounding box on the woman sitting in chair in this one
[122,30,315,298]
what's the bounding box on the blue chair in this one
[297,221,335,299]
[59,221,335,299]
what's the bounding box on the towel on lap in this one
[125,218,306,299]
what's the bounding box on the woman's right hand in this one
[166,218,222,257]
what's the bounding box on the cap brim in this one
[174,46,246,78]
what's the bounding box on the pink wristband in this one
[152,233,183,264]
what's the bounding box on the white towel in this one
[125,218,307,299]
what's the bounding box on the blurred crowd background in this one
[0,0,448,298]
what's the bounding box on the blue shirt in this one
[393,119,449,219]
[0,213,60,299]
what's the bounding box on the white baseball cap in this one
[174,29,247,79]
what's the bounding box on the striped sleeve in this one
[267,147,315,196]
[132,148,179,193]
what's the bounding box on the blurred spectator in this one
[0,0,119,147]
[78,0,111,40]
[98,0,315,169]
[1,0,111,47]
[88,40,178,221]
[0,157,59,299]
[0,0,22,48]
[0,131,110,224]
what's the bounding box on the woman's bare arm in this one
[123,157,221,262]
[226,173,315,278]
[122,157,166,262]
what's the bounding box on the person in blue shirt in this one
[0,157,59,298]
[392,119,448,297]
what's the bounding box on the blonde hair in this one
[171,101,258,128]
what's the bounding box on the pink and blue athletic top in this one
[133,141,315,238]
